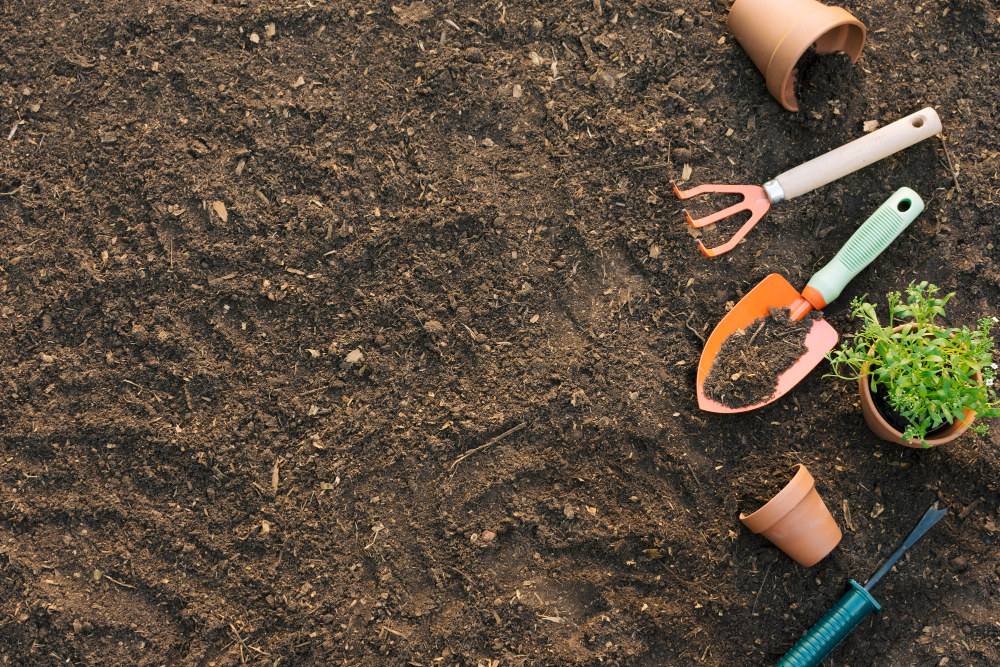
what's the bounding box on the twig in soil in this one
[685,312,706,344]
[298,385,330,397]
[750,560,773,617]
[939,134,962,194]
[103,574,135,589]
[0,185,23,196]
[748,320,767,346]
[958,497,983,519]
[449,422,528,472]
[687,462,701,487]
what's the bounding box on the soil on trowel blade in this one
[703,307,816,408]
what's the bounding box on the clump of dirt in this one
[740,467,798,511]
[703,307,814,408]
[795,51,857,116]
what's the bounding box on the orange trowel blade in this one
[696,274,839,413]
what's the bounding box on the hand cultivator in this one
[671,107,940,256]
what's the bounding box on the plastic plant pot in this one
[727,0,866,111]
[858,326,980,448]
[740,465,842,567]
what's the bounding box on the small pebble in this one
[480,530,496,543]
[950,556,968,572]
[424,320,445,334]
[456,307,471,322]
[464,47,484,63]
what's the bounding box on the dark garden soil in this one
[2,1,1000,665]
[703,306,813,408]
[732,462,798,511]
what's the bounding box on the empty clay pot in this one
[740,465,842,567]
[728,0,866,111]
[859,325,980,448]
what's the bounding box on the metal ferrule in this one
[763,179,785,204]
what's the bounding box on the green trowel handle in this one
[774,580,881,667]
[804,188,924,308]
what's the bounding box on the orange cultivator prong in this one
[670,180,773,257]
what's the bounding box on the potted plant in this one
[826,281,999,447]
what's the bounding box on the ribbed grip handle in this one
[804,188,924,307]
[774,580,881,667]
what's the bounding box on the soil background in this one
[2,1,999,665]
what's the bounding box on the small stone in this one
[131,324,149,347]
[673,148,692,163]
[481,138,494,147]
[344,349,364,364]
[480,530,496,543]
[374,334,387,346]
[39,353,55,363]
[950,556,968,572]
[464,47,484,63]
[456,307,471,322]
[249,33,260,43]
[512,84,522,98]
[424,320,445,334]
[563,505,576,519]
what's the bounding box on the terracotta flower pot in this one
[858,325,980,448]
[728,0,866,111]
[740,465,842,567]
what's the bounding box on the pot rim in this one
[739,464,813,534]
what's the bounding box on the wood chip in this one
[843,499,854,531]
[681,163,692,181]
[212,201,228,223]
[863,120,879,132]
[293,75,305,89]
[286,267,305,275]
[957,497,983,519]
[265,23,276,38]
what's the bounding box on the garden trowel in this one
[696,188,924,413]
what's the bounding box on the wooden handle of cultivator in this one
[774,108,941,200]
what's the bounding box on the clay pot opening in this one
[739,464,842,567]
[727,0,866,112]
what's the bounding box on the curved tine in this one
[697,208,769,257]
[672,180,761,200]
[685,198,763,228]
[671,181,734,200]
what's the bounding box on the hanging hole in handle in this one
[911,117,925,128]
[897,199,912,212]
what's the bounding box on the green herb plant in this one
[826,281,999,446]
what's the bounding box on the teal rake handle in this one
[774,580,881,667]
[805,187,924,307]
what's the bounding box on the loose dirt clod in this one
[703,307,814,408]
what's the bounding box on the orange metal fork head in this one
[670,181,773,257]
